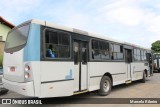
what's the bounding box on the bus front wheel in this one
[99,76,112,96]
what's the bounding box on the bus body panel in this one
[88,77,101,91]
[73,64,79,91]
[81,62,88,90]
[25,61,41,97]
[3,23,41,97]
[40,62,74,97]
[3,49,24,82]
[3,23,40,83]
[23,24,41,97]
[2,78,34,96]
[88,62,127,88]
[40,62,74,82]
[24,24,40,62]
[88,61,148,92]
[131,62,148,81]
[40,80,73,98]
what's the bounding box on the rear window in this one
[4,24,30,53]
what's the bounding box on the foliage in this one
[151,41,160,53]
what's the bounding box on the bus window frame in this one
[133,48,148,62]
[42,28,72,61]
[90,38,125,62]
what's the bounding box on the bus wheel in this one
[141,71,146,83]
[99,76,112,96]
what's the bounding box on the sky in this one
[0,0,160,48]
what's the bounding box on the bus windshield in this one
[4,24,30,53]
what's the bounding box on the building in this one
[0,16,14,41]
[0,16,15,67]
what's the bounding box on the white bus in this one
[2,19,153,98]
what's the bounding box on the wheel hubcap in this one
[103,80,110,92]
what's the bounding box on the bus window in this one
[144,51,147,60]
[141,50,147,61]
[134,49,141,61]
[58,33,70,58]
[112,44,123,60]
[92,40,110,60]
[137,49,141,61]
[45,30,70,58]
[133,49,137,61]
[141,50,144,61]
[4,24,30,53]
[99,41,110,60]
[92,40,100,60]
[110,44,114,60]
[113,44,120,52]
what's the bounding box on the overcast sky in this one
[1,0,160,48]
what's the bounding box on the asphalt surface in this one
[0,73,160,107]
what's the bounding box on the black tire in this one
[0,88,8,95]
[141,71,146,83]
[99,76,112,96]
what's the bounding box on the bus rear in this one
[2,21,41,97]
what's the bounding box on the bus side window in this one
[133,49,137,61]
[134,49,141,61]
[109,44,114,60]
[92,50,95,59]
[112,44,123,60]
[45,30,70,59]
[45,31,58,58]
[99,41,110,60]
[91,40,100,60]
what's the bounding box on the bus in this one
[153,53,160,72]
[2,19,153,98]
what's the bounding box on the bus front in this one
[2,21,41,97]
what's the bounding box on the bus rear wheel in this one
[141,71,146,83]
[99,76,112,96]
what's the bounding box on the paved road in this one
[1,73,160,107]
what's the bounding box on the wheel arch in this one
[144,69,148,77]
[102,72,113,86]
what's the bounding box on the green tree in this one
[151,40,160,52]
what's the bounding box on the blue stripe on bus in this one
[65,69,73,79]
[24,24,40,61]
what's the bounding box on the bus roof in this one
[29,19,151,51]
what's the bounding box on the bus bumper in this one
[2,78,34,97]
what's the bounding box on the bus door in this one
[125,49,132,80]
[73,40,88,92]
